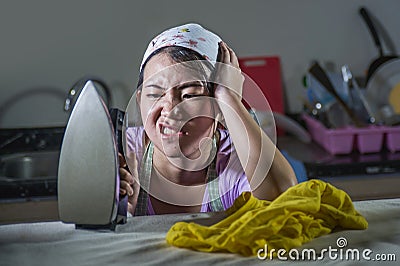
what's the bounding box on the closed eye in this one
[146,93,163,99]
[178,82,204,90]
[179,81,207,100]
[182,94,203,99]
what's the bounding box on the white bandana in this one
[140,23,222,72]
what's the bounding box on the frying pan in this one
[359,7,398,83]
[365,60,400,125]
[360,7,400,125]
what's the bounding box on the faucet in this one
[64,76,112,111]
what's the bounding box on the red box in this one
[239,56,284,114]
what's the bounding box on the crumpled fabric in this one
[165,179,368,256]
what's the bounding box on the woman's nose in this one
[160,91,182,118]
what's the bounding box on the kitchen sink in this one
[0,151,60,180]
[0,128,63,201]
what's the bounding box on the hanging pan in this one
[360,7,400,125]
[359,7,398,82]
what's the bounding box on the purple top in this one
[125,127,251,215]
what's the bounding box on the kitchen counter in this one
[0,199,59,224]
[1,133,400,224]
[278,136,400,200]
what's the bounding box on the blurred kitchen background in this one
[1,0,399,128]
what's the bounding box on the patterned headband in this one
[140,23,222,72]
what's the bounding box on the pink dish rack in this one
[385,126,400,153]
[302,114,400,155]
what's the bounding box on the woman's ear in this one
[136,90,141,106]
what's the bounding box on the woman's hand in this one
[213,41,244,102]
[212,42,298,201]
[118,153,140,215]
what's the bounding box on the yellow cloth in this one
[165,180,368,256]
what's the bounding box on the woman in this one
[120,23,297,216]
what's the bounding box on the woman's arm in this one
[213,42,297,200]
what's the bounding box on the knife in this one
[309,62,365,127]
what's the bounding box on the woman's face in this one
[138,53,216,164]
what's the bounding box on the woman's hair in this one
[137,46,215,96]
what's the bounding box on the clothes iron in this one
[58,80,127,230]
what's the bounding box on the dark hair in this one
[137,46,215,95]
